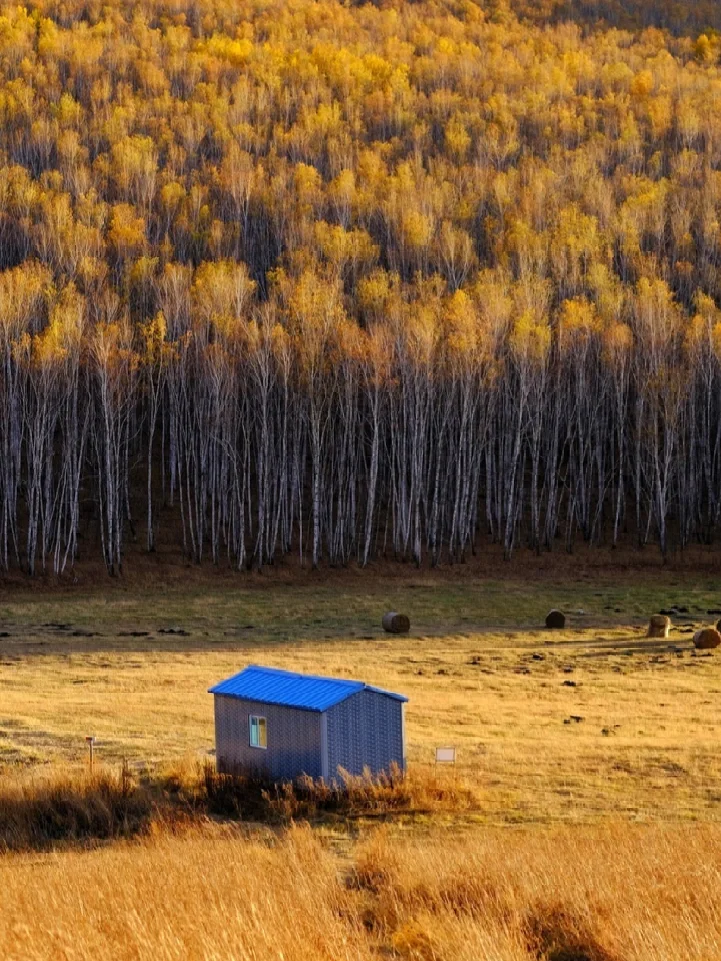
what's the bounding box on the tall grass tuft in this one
[203,762,480,821]
[0,767,154,851]
[0,761,479,850]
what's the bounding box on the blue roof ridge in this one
[245,663,361,686]
[208,663,408,711]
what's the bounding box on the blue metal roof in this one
[208,665,408,712]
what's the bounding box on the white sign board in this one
[435,746,456,764]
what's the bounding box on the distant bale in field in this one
[693,628,721,650]
[647,614,671,639]
[545,610,566,630]
[382,612,410,634]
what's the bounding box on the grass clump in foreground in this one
[0,767,160,852]
[348,824,721,960]
[0,762,479,851]
[1,821,720,961]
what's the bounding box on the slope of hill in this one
[0,0,720,575]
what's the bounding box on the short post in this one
[85,735,96,774]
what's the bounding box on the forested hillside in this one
[0,0,721,574]
[513,0,721,34]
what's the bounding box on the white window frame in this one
[249,714,267,750]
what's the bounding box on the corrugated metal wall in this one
[326,690,405,779]
[214,695,323,779]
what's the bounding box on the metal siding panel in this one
[326,690,405,779]
[320,713,329,780]
[214,695,323,780]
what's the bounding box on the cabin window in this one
[249,715,267,749]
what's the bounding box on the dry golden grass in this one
[2,579,721,822]
[0,761,481,851]
[0,826,367,961]
[351,823,721,960]
[2,821,721,961]
[0,767,156,851]
[3,579,721,959]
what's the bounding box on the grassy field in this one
[2,573,721,822]
[3,572,721,960]
[2,821,721,960]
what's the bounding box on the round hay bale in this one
[382,612,410,634]
[716,618,721,634]
[545,610,566,630]
[647,614,670,639]
[693,628,721,650]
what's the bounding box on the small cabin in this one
[209,664,407,781]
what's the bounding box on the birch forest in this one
[1,0,721,574]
